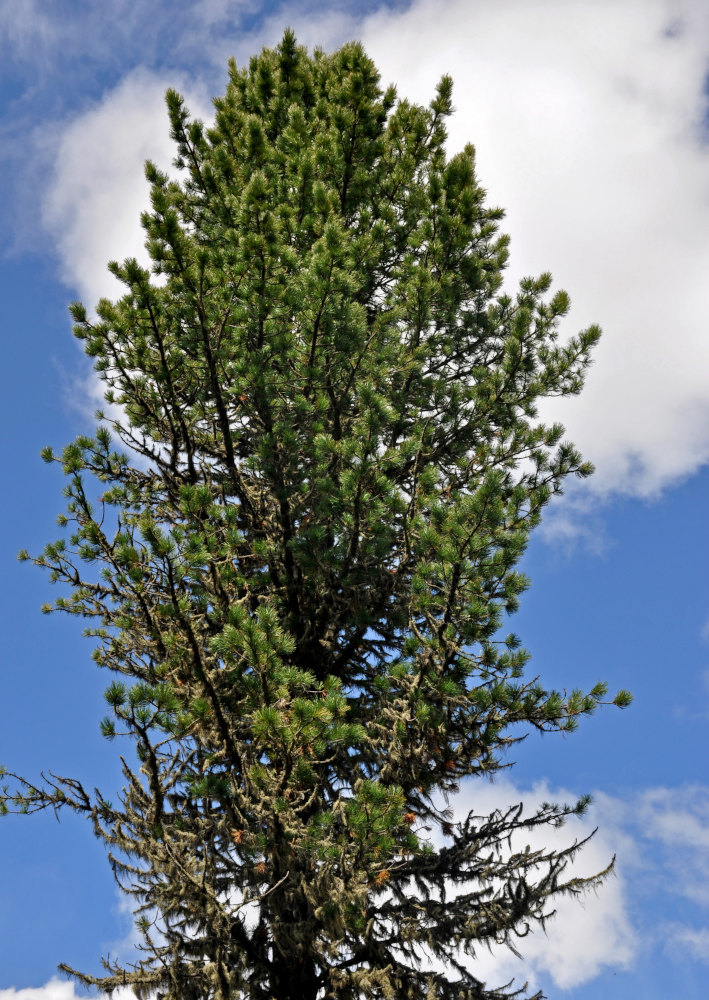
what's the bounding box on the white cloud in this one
[42,68,212,306]
[639,785,709,853]
[39,0,709,504]
[667,924,709,964]
[633,785,709,907]
[423,778,709,990]
[0,0,56,55]
[0,983,77,1000]
[355,0,709,499]
[0,983,133,1000]
[437,778,637,991]
[0,1,252,73]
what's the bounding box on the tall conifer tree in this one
[3,32,629,1000]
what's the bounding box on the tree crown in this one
[4,30,629,1000]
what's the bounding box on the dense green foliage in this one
[2,31,629,1000]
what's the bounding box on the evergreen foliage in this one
[2,32,631,1000]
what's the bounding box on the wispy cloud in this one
[666,924,709,964]
[633,785,709,907]
[0,0,253,74]
[0,0,59,61]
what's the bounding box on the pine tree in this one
[2,31,630,1000]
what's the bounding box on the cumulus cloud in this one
[0,983,77,1000]
[38,0,709,504]
[0,983,133,1000]
[42,69,212,306]
[356,0,709,499]
[438,778,637,991]
[411,777,709,991]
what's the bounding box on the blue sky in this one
[1,0,708,997]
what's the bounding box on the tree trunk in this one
[270,956,320,1000]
